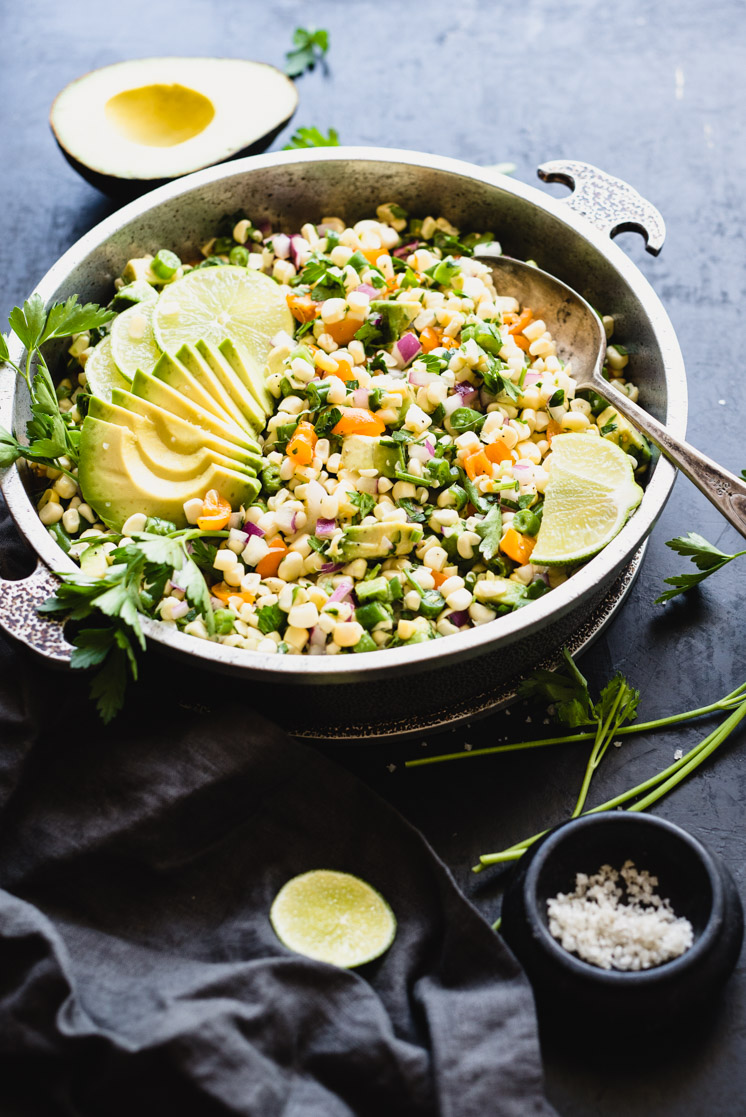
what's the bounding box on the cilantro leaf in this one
[348,490,376,520]
[285,26,330,77]
[283,126,339,150]
[656,532,746,603]
[519,648,595,727]
[474,504,502,563]
[256,602,286,635]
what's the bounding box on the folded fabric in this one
[0,499,556,1116]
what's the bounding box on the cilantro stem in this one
[404,683,746,768]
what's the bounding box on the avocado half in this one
[50,57,298,198]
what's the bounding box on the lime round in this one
[531,433,643,566]
[152,265,293,366]
[82,335,131,400]
[270,869,396,969]
[110,299,161,378]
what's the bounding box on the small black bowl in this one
[500,813,743,1041]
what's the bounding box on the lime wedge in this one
[110,300,161,378]
[152,265,294,369]
[83,335,131,400]
[531,433,643,566]
[270,870,396,969]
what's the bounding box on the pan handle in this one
[537,159,666,256]
[0,560,73,663]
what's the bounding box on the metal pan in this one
[0,150,686,737]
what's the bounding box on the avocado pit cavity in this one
[104,83,215,148]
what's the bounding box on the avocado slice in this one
[340,435,401,478]
[330,520,423,561]
[368,300,409,344]
[218,337,274,415]
[87,398,257,480]
[111,279,158,311]
[79,416,260,529]
[183,340,267,430]
[596,405,652,473]
[129,369,261,453]
[104,392,263,472]
[152,351,255,434]
[49,58,298,198]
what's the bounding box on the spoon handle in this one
[592,378,746,540]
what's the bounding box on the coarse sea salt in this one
[547,860,694,971]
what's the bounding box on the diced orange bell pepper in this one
[325,316,362,346]
[484,440,514,465]
[500,527,536,565]
[256,536,288,578]
[332,407,386,437]
[546,418,563,443]
[286,291,319,324]
[431,569,448,588]
[360,246,390,267]
[463,448,492,479]
[211,582,256,606]
[440,334,458,349]
[197,488,232,531]
[509,307,533,335]
[286,420,318,466]
[419,326,443,353]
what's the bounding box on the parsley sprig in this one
[284,26,330,77]
[283,126,340,150]
[39,528,228,723]
[0,294,114,478]
[656,532,746,603]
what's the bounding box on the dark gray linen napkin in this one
[0,500,556,1117]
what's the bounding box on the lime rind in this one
[152,265,294,367]
[531,433,643,566]
[270,869,397,969]
[83,334,131,400]
[110,299,161,378]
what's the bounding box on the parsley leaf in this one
[656,532,746,603]
[283,126,339,150]
[348,490,376,520]
[256,602,286,635]
[284,26,330,77]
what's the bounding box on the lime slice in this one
[82,335,131,400]
[152,265,293,368]
[531,433,643,566]
[270,870,396,969]
[110,300,161,378]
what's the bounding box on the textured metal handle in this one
[537,159,666,256]
[0,560,73,663]
[599,379,746,539]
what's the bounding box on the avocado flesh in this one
[218,337,274,415]
[368,301,409,344]
[49,58,299,197]
[111,279,158,310]
[331,521,423,561]
[152,351,254,434]
[596,405,651,473]
[79,417,259,529]
[180,341,266,431]
[106,391,263,471]
[340,434,400,478]
[87,399,257,479]
[129,369,261,453]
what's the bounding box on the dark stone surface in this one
[1,0,745,1113]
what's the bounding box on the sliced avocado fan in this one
[78,339,273,529]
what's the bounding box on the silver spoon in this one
[475,254,746,540]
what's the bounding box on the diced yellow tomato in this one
[286,291,319,324]
[321,356,356,382]
[256,536,288,578]
[360,246,390,267]
[463,448,492,479]
[325,316,362,346]
[500,527,536,565]
[332,408,386,437]
[197,488,232,531]
[484,440,514,465]
[211,582,255,605]
[286,420,318,466]
[546,419,563,443]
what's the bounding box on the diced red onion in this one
[271,233,290,259]
[354,283,378,299]
[289,235,308,269]
[330,577,354,602]
[315,518,337,538]
[321,561,344,573]
[423,436,436,457]
[513,460,534,479]
[242,521,265,538]
[352,387,369,408]
[393,332,422,369]
[170,599,190,620]
[393,241,420,258]
[533,570,550,585]
[455,382,479,406]
[448,610,469,627]
[309,625,327,648]
[523,370,541,387]
[408,365,440,387]
[257,220,272,237]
